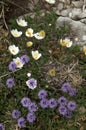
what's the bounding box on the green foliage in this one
[0,12,86,130]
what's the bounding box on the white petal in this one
[66,42,73,48]
[34,33,44,40]
[16,19,28,27]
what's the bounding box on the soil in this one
[5,0,31,22]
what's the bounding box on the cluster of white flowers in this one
[11,19,45,40]
[10,19,46,60]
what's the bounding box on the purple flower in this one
[40,99,48,109]
[18,117,26,128]
[12,109,21,119]
[28,102,37,112]
[6,78,14,88]
[0,123,5,130]
[68,88,77,97]
[27,113,36,123]
[48,98,57,108]
[9,61,17,71]
[38,90,47,99]
[61,83,71,93]
[20,55,30,65]
[21,97,31,108]
[58,96,67,106]
[67,101,76,111]
[64,110,72,119]
[26,78,37,90]
[58,105,67,115]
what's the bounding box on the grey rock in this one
[80,19,86,24]
[56,17,86,45]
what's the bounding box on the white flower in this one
[66,39,73,48]
[45,0,56,4]
[26,78,37,90]
[11,29,22,37]
[31,50,42,60]
[8,45,19,55]
[60,38,72,48]
[16,18,28,27]
[13,57,24,68]
[34,30,45,40]
[25,28,34,38]
[27,73,31,77]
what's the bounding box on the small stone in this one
[57,3,64,11]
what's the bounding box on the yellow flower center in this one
[16,61,21,66]
[39,30,45,37]
[14,32,18,37]
[49,69,56,76]
[27,31,32,36]
[60,41,68,46]
[33,53,39,59]
[26,41,33,47]
[12,49,16,53]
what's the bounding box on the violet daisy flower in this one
[18,117,26,128]
[64,110,72,119]
[38,89,47,99]
[27,113,36,123]
[21,97,31,108]
[48,98,57,109]
[28,102,37,112]
[12,109,21,119]
[9,61,17,71]
[6,78,14,88]
[67,101,76,111]
[58,105,67,115]
[68,88,77,97]
[26,78,37,90]
[61,83,71,93]
[20,55,30,65]
[58,96,67,106]
[0,123,5,130]
[40,99,48,109]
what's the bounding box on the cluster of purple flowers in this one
[38,89,76,119]
[12,110,26,129]
[58,96,76,118]
[11,83,77,128]
[61,83,77,97]
[9,54,30,71]
[12,97,37,128]
[38,89,57,109]
[57,83,77,118]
